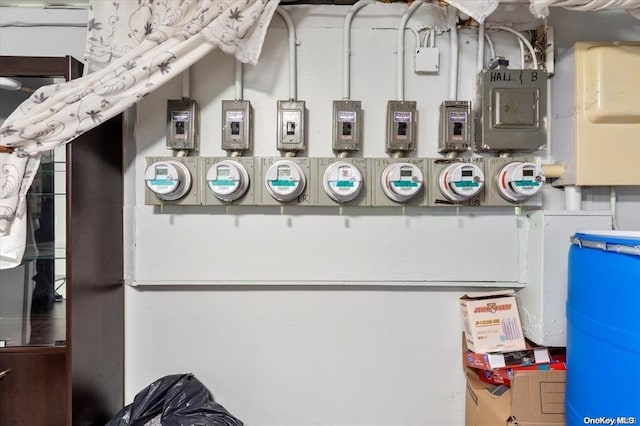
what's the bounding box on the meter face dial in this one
[206,160,250,202]
[323,161,364,203]
[438,163,485,202]
[264,160,306,202]
[145,160,192,201]
[497,162,545,202]
[380,162,424,203]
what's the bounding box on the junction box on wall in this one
[474,66,548,152]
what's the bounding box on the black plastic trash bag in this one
[106,373,243,426]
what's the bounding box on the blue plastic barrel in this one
[567,231,640,425]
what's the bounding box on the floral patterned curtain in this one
[0,0,279,268]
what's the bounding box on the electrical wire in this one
[488,25,538,69]
[397,0,425,101]
[484,33,496,61]
[517,37,525,69]
[275,7,298,100]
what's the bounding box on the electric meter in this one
[206,160,250,202]
[438,162,484,202]
[264,160,306,202]
[145,160,192,201]
[496,161,545,202]
[380,162,424,203]
[322,161,364,204]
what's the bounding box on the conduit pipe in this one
[182,68,190,99]
[489,25,539,69]
[275,7,298,100]
[396,0,425,101]
[477,22,485,72]
[610,187,619,230]
[565,186,582,211]
[484,33,496,62]
[343,0,376,100]
[235,60,243,100]
[175,69,192,157]
[541,163,566,179]
[448,7,458,100]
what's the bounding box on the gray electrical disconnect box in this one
[474,68,547,152]
[221,100,252,152]
[166,98,199,150]
[439,101,472,153]
[386,101,417,153]
[277,100,306,152]
[332,100,362,152]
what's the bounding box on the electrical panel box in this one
[144,156,200,205]
[439,101,473,153]
[314,157,370,207]
[372,158,426,207]
[474,68,547,152]
[202,157,256,205]
[386,101,417,153]
[428,158,485,207]
[277,100,306,152]
[166,98,199,151]
[260,157,313,206]
[484,157,544,207]
[221,100,252,152]
[332,100,362,152]
[415,47,439,73]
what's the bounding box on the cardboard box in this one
[465,366,566,426]
[460,290,527,353]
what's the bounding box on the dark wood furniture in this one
[0,56,124,425]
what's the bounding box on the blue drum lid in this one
[573,230,640,246]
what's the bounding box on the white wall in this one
[2,4,639,425]
[124,5,640,425]
[0,7,87,60]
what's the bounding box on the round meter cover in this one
[380,162,424,203]
[145,160,192,201]
[206,160,250,202]
[497,162,545,202]
[438,163,484,202]
[264,160,307,202]
[323,161,364,203]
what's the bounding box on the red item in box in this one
[463,346,551,370]
[477,359,567,387]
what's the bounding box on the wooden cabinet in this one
[0,56,124,425]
